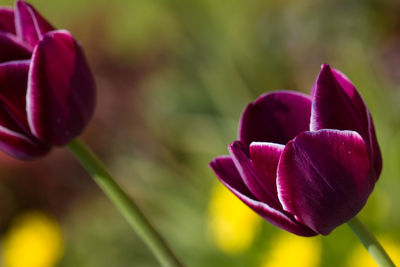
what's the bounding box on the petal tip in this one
[14,0,54,47]
[318,64,334,78]
[15,0,30,14]
[228,140,244,155]
[16,0,25,7]
[209,156,221,170]
[320,63,330,69]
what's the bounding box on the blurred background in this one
[0,0,400,266]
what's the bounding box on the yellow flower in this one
[261,232,321,267]
[347,236,400,267]
[2,211,64,267]
[208,183,261,254]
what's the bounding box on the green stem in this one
[67,138,184,267]
[347,217,395,267]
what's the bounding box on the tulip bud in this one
[0,1,95,159]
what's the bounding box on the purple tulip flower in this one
[0,0,95,159]
[210,65,382,236]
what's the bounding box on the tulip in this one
[210,64,382,236]
[0,0,95,159]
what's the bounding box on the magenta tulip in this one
[0,0,95,159]
[210,64,382,236]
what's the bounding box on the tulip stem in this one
[347,217,395,267]
[67,138,184,267]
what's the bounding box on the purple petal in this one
[239,91,312,148]
[0,123,50,159]
[366,115,382,180]
[27,30,96,146]
[277,129,372,235]
[229,141,281,208]
[310,65,366,140]
[210,156,253,197]
[0,101,26,134]
[310,64,382,178]
[210,156,317,236]
[0,61,50,159]
[15,0,54,47]
[0,60,30,131]
[0,32,31,63]
[249,142,285,198]
[331,68,382,178]
[0,7,15,34]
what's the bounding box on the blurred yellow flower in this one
[2,211,64,267]
[208,183,261,254]
[347,236,400,267]
[261,232,321,267]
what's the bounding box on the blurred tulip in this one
[210,64,382,236]
[0,0,95,160]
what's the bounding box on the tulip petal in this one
[210,156,317,237]
[330,68,382,178]
[229,141,281,208]
[311,66,368,122]
[239,91,311,148]
[15,0,54,47]
[367,115,382,179]
[249,142,285,198]
[0,60,30,131]
[27,30,96,145]
[310,65,367,139]
[0,61,50,159]
[0,123,50,159]
[0,32,31,63]
[210,156,252,197]
[0,7,15,34]
[277,129,372,235]
[310,65,382,178]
